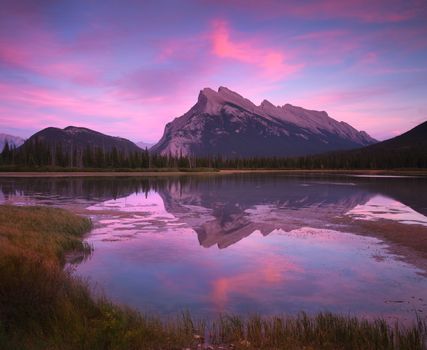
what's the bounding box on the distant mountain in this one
[307,121,427,168]
[151,87,376,157]
[136,141,154,150]
[363,121,427,152]
[23,126,141,154]
[0,133,25,152]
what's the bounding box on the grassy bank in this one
[0,205,426,349]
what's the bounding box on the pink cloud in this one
[284,85,427,140]
[294,30,360,53]
[289,24,427,69]
[0,44,29,67]
[292,86,391,108]
[288,87,425,140]
[288,0,424,23]
[0,5,110,88]
[358,52,378,65]
[0,81,150,137]
[0,37,104,88]
[211,0,426,23]
[372,26,427,52]
[332,107,426,141]
[210,20,302,80]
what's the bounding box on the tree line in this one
[1,139,426,170]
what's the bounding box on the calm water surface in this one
[1,174,427,323]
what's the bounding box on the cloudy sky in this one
[0,0,426,143]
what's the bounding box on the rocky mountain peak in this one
[197,86,257,114]
[218,86,246,101]
[259,99,277,112]
[260,99,275,107]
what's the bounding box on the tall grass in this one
[211,313,427,349]
[0,205,426,349]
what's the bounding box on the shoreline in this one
[0,169,427,177]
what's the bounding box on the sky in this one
[0,0,426,143]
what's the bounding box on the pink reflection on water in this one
[347,195,427,226]
[210,248,302,310]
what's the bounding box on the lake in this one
[1,173,427,323]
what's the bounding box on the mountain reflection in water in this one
[1,174,427,321]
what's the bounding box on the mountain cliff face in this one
[151,87,377,157]
[0,133,25,152]
[23,126,140,154]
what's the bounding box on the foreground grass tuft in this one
[0,205,92,262]
[0,205,426,349]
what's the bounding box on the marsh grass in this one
[0,205,426,349]
[0,205,92,262]
[210,313,427,349]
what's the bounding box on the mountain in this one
[0,133,25,152]
[306,121,427,169]
[23,126,141,154]
[151,87,377,157]
[363,121,427,152]
[136,141,154,150]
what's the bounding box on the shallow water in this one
[1,174,427,323]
